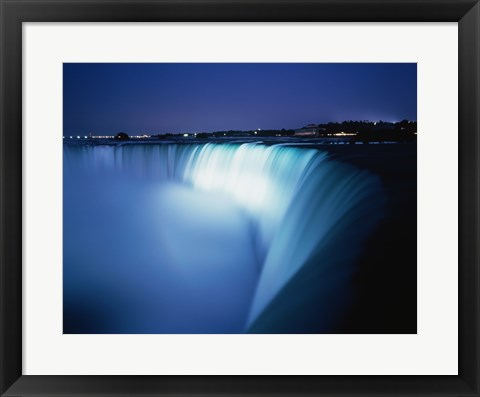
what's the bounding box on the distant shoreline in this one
[63,135,417,147]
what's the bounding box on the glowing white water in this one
[64,142,384,332]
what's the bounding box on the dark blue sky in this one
[63,63,416,135]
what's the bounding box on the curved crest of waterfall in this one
[64,142,385,333]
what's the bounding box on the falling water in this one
[63,142,385,333]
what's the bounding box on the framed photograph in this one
[1,0,478,396]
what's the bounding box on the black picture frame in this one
[1,1,478,396]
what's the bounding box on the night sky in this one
[63,63,416,136]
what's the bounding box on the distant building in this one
[294,124,324,137]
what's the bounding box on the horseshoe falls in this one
[63,142,385,333]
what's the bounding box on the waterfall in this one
[64,142,384,333]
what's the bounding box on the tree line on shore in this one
[114,120,417,142]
